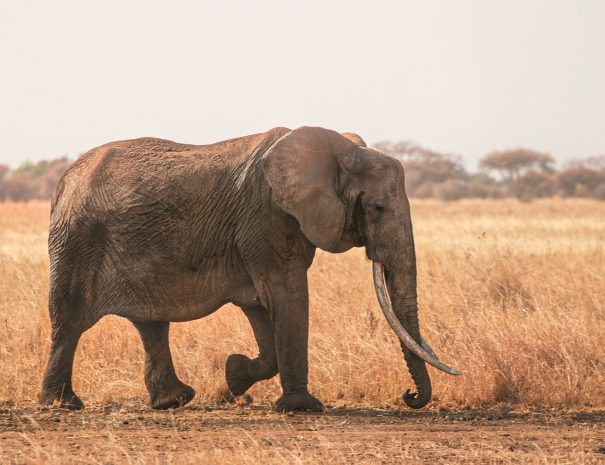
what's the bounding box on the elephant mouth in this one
[372,261,461,376]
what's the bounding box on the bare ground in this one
[0,404,603,464]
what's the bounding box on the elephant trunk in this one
[372,240,460,408]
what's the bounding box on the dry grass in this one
[0,199,603,410]
[0,199,604,464]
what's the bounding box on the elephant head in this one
[262,126,460,409]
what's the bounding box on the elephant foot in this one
[274,392,324,413]
[39,388,84,410]
[225,354,256,396]
[226,353,277,396]
[150,382,195,410]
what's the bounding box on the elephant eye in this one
[373,202,385,213]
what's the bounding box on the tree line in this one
[1,144,604,202]
[0,158,72,202]
[374,141,605,200]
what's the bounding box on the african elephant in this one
[39,126,459,412]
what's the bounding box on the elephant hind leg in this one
[39,326,85,410]
[39,282,99,410]
[131,321,195,409]
[226,305,278,396]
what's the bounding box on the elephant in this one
[39,126,459,412]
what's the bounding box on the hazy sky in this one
[1,0,604,168]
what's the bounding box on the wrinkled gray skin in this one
[39,126,432,412]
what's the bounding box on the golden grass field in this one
[0,199,604,464]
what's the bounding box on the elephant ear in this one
[262,126,363,252]
[341,132,367,147]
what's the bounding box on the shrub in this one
[433,179,469,201]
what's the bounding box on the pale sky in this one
[1,0,604,168]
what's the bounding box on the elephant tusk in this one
[372,261,461,376]
[420,337,438,359]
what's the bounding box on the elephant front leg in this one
[270,269,323,413]
[131,321,195,409]
[226,304,278,396]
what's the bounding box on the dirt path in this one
[1,405,603,464]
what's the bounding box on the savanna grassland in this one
[0,199,603,464]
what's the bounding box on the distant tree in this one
[466,173,501,198]
[12,161,36,178]
[0,164,9,180]
[408,151,468,182]
[14,157,69,180]
[0,164,8,201]
[433,179,468,201]
[373,140,428,163]
[37,159,72,199]
[479,149,555,182]
[0,156,71,202]
[557,167,605,197]
[568,154,605,171]
[412,182,435,198]
[0,174,35,201]
[593,183,605,200]
[511,172,557,199]
[374,140,468,196]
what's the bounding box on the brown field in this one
[0,199,604,464]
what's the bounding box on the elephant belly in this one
[105,267,259,322]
